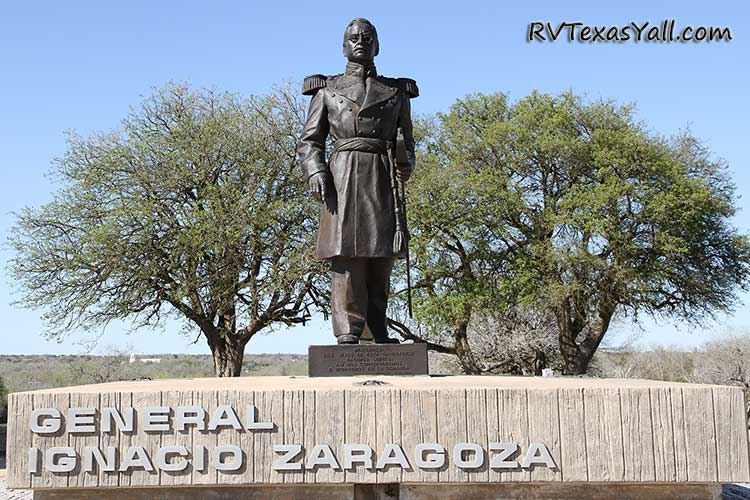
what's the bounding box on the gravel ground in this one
[0,471,32,500]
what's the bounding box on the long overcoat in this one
[298,70,418,260]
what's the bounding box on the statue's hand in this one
[396,162,413,182]
[308,172,333,202]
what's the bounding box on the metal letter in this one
[343,444,373,469]
[30,408,61,434]
[273,444,303,470]
[305,444,341,470]
[414,443,445,469]
[521,442,557,469]
[120,446,155,472]
[193,445,206,472]
[208,405,243,431]
[83,446,117,473]
[157,446,189,472]
[46,447,76,473]
[101,407,134,434]
[489,442,520,469]
[212,445,243,471]
[375,443,410,470]
[68,408,96,434]
[28,447,40,474]
[453,442,484,469]
[143,406,171,432]
[175,405,205,431]
[246,404,274,430]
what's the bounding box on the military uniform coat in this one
[298,63,418,260]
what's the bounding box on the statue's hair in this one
[344,18,378,41]
[346,18,377,35]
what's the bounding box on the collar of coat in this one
[344,61,377,79]
[329,73,399,111]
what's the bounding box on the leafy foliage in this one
[393,91,750,374]
[9,83,327,376]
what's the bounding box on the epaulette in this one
[398,78,419,98]
[302,74,327,96]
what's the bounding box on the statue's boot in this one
[337,334,360,345]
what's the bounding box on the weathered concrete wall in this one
[6,376,750,490]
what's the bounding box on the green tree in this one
[388,111,520,374]
[393,91,750,375]
[10,83,327,377]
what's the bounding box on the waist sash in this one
[332,137,391,155]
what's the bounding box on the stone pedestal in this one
[5,376,749,499]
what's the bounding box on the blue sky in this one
[1,1,748,355]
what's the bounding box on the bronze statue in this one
[298,18,418,345]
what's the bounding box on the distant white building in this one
[129,353,161,364]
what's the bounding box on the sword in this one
[394,127,413,318]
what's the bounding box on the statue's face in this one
[343,23,378,63]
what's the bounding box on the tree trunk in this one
[560,348,589,375]
[206,324,247,377]
[557,320,595,375]
[211,340,245,377]
[556,301,616,376]
[555,303,582,375]
[454,320,482,375]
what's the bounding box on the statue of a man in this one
[298,18,418,345]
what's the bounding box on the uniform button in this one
[371,129,376,133]
[358,116,363,120]
[379,105,384,110]
[339,99,343,103]
[348,108,352,112]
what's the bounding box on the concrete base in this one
[31,482,732,500]
[8,376,750,491]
